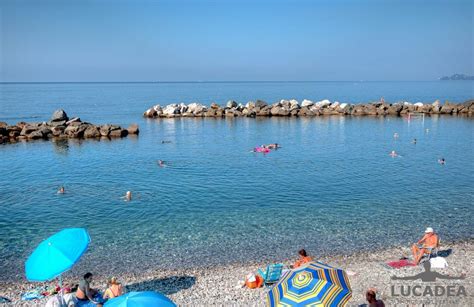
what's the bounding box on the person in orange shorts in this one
[291,249,313,269]
[412,227,439,264]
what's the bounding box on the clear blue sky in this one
[1,0,472,81]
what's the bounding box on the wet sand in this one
[1,240,472,306]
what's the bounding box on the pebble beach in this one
[1,240,472,306]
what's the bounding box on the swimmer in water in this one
[393,133,399,138]
[122,191,132,201]
[267,143,280,150]
[412,138,417,144]
[157,160,165,167]
[438,158,445,165]
[57,186,65,194]
[161,140,172,144]
[390,150,398,157]
[425,128,430,133]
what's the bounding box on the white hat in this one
[425,227,434,233]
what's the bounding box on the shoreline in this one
[2,239,473,306]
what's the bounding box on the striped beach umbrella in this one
[267,262,352,307]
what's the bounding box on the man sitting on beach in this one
[76,272,104,306]
[412,227,439,264]
[291,249,313,268]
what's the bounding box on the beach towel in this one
[430,257,448,269]
[21,290,44,301]
[386,259,416,269]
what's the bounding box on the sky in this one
[0,0,473,82]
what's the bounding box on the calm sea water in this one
[0,82,473,281]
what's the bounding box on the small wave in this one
[0,115,42,121]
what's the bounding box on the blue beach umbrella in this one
[105,291,176,307]
[25,228,91,282]
[267,262,352,307]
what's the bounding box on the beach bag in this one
[430,257,448,269]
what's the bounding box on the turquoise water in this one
[0,82,473,281]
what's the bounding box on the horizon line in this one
[0,80,460,84]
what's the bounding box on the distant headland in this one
[439,74,474,80]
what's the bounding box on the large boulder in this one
[271,106,282,116]
[298,107,314,116]
[255,100,267,108]
[257,106,271,116]
[84,126,100,138]
[27,130,44,140]
[204,109,217,117]
[20,125,38,136]
[289,99,300,110]
[440,105,453,114]
[163,104,180,115]
[0,127,7,137]
[51,126,65,136]
[64,124,87,138]
[245,101,255,109]
[51,109,69,122]
[387,104,403,116]
[66,117,81,125]
[315,99,331,108]
[226,100,238,108]
[127,124,139,135]
[109,128,128,138]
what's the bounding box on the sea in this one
[0,81,473,281]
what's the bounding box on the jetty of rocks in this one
[144,99,474,118]
[0,109,139,145]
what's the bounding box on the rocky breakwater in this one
[144,99,474,119]
[0,109,139,145]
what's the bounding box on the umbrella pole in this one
[59,275,63,288]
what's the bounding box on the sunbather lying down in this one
[291,249,313,269]
[411,227,439,264]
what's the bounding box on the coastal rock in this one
[163,104,180,115]
[315,99,331,108]
[109,128,128,137]
[440,105,453,114]
[51,109,69,122]
[255,100,267,108]
[301,99,314,107]
[204,109,217,117]
[27,130,44,140]
[49,120,67,127]
[245,101,255,109]
[225,109,236,117]
[432,100,441,107]
[127,124,139,135]
[270,106,281,116]
[66,117,81,125]
[20,125,38,136]
[226,100,238,108]
[51,126,65,136]
[257,106,271,116]
[387,104,403,115]
[289,99,300,110]
[64,124,86,138]
[0,122,7,128]
[0,127,8,137]
[84,126,100,138]
[210,103,220,109]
